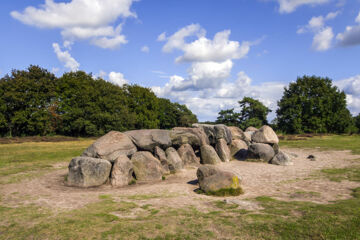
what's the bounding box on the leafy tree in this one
[216,108,240,126]
[0,65,57,136]
[174,103,198,127]
[355,114,360,133]
[124,85,160,129]
[238,97,271,129]
[276,75,354,134]
[56,71,136,136]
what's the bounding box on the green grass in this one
[280,134,360,154]
[321,166,360,182]
[0,139,94,184]
[1,189,360,239]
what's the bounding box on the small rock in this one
[307,155,316,161]
[247,143,275,162]
[154,146,170,174]
[251,125,279,144]
[245,126,258,132]
[165,147,184,172]
[177,144,200,166]
[131,152,163,182]
[230,139,248,160]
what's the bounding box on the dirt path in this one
[1,148,360,212]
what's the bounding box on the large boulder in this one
[247,143,275,162]
[270,151,293,166]
[170,127,209,148]
[125,129,171,152]
[200,145,221,165]
[252,125,279,144]
[67,157,111,187]
[165,147,184,172]
[131,152,163,182]
[230,139,248,160]
[192,124,231,144]
[243,131,254,143]
[245,126,258,132]
[82,131,137,162]
[196,165,242,195]
[110,155,134,187]
[228,126,246,141]
[215,138,231,162]
[177,144,200,166]
[154,146,170,174]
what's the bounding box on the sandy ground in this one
[1,147,360,212]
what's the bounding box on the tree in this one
[238,97,271,129]
[216,108,240,126]
[0,65,57,136]
[355,114,360,133]
[276,75,354,134]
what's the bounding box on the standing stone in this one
[177,144,200,166]
[270,151,293,166]
[252,125,279,144]
[67,157,111,187]
[243,131,254,143]
[154,146,170,174]
[214,124,232,144]
[215,138,231,162]
[200,145,221,165]
[131,152,163,182]
[125,129,171,152]
[165,147,184,172]
[247,143,275,162]
[110,155,134,187]
[230,139,248,160]
[82,131,137,162]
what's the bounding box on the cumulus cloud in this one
[157,32,167,41]
[108,71,128,86]
[312,27,334,51]
[141,45,150,53]
[152,24,274,121]
[153,71,285,121]
[297,11,339,51]
[337,11,360,47]
[335,75,360,115]
[52,43,80,71]
[276,0,330,13]
[11,0,135,49]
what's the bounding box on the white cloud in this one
[312,27,334,51]
[11,0,135,49]
[152,71,285,121]
[108,71,128,86]
[52,43,80,71]
[335,75,360,115]
[337,12,360,47]
[141,45,150,53]
[157,32,167,41]
[276,0,330,13]
[297,12,338,51]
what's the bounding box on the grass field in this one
[0,135,360,239]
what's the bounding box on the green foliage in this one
[238,97,271,129]
[216,97,271,129]
[355,114,360,133]
[158,98,197,129]
[0,66,198,136]
[276,75,354,134]
[215,108,240,126]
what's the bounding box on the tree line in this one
[0,66,198,137]
[216,76,360,134]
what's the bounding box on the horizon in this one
[1,0,360,122]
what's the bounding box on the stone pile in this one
[66,124,292,192]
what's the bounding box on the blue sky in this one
[1,0,360,121]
